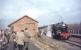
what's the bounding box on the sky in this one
[0,0,81,28]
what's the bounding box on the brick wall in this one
[10,16,38,37]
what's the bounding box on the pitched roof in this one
[8,15,38,27]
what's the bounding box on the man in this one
[24,28,31,50]
[15,30,25,50]
[9,31,17,50]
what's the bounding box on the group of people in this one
[0,29,8,50]
[0,28,31,50]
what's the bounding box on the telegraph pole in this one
[56,11,63,23]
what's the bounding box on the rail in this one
[71,34,81,38]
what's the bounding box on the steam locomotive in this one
[52,22,71,40]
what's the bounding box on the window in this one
[25,28,28,30]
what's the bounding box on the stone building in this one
[8,15,38,37]
[39,25,53,38]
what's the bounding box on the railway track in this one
[60,37,81,50]
[63,40,81,47]
[50,36,81,50]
